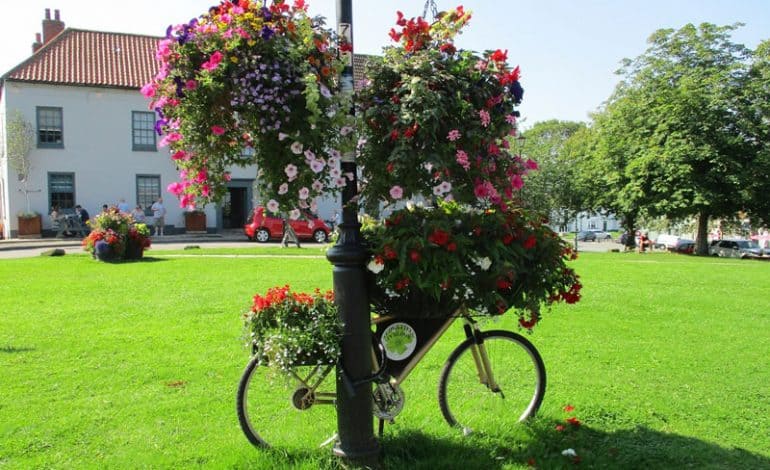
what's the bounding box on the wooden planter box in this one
[184,212,207,233]
[17,214,42,239]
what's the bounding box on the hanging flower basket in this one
[363,202,581,325]
[143,0,354,214]
[357,8,533,215]
[242,286,341,372]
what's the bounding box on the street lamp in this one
[325,0,380,463]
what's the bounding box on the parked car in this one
[589,230,613,241]
[672,239,695,254]
[654,234,680,250]
[575,230,597,242]
[244,207,331,243]
[710,239,765,259]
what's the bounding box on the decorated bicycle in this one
[144,0,581,452]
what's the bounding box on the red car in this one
[244,207,331,243]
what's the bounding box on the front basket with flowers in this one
[363,202,581,327]
[82,208,151,261]
[143,0,354,216]
[242,286,341,372]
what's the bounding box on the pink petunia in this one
[310,159,326,173]
[211,125,226,136]
[479,109,491,127]
[447,129,461,141]
[289,209,301,220]
[278,183,289,195]
[311,180,324,192]
[304,149,316,160]
[167,182,184,195]
[511,174,524,190]
[266,199,280,213]
[525,159,539,170]
[291,141,303,154]
[171,150,187,161]
[284,164,298,179]
[140,82,156,98]
[389,185,404,200]
[456,150,471,170]
[201,51,224,72]
[298,187,310,200]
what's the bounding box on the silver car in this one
[711,239,765,259]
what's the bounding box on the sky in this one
[1,0,768,127]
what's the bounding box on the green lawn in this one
[1,250,768,468]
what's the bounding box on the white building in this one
[0,10,348,239]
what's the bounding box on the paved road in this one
[0,234,620,259]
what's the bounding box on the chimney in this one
[32,33,43,53]
[42,8,65,45]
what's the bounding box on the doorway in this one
[223,187,248,229]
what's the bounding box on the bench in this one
[53,215,89,238]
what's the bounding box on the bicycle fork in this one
[464,321,504,397]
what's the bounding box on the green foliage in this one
[242,286,340,373]
[591,23,768,250]
[362,201,581,321]
[520,120,591,228]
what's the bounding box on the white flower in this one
[473,257,492,271]
[290,141,303,154]
[367,259,385,274]
[561,449,577,458]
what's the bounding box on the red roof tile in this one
[3,29,161,89]
[2,27,374,92]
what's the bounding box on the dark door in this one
[223,187,248,229]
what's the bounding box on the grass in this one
[0,250,768,468]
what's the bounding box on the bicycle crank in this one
[291,387,316,410]
[373,382,405,420]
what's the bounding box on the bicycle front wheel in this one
[236,357,337,449]
[438,330,546,435]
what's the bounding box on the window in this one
[48,173,75,210]
[136,175,161,214]
[132,111,156,151]
[37,107,63,148]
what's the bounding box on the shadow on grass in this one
[0,345,35,354]
[375,422,770,469]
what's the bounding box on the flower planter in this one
[17,215,42,239]
[184,212,206,233]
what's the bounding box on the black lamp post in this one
[326,0,380,462]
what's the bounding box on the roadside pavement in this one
[0,231,279,259]
[1,232,621,259]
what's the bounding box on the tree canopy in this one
[589,23,767,253]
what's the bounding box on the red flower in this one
[390,94,400,104]
[496,278,512,290]
[339,42,353,53]
[563,404,575,413]
[427,229,450,246]
[395,277,410,290]
[409,250,421,262]
[490,48,508,63]
[388,28,402,42]
[439,43,456,54]
[502,233,514,245]
[386,162,395,173]
[555,424,565,432]
[383,245,397,260]
[389,129,400,141]
[446,242,457,252]
[566,416,581,428]
[522,235,537,249]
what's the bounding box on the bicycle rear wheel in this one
[236,357,337,449]
[438,330,545,435]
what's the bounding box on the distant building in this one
[1,10,369,238]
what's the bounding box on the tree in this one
[520,120,588,230]
[3,110,37,215]
[598,23,762,254]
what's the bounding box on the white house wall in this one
[0,81,243,234]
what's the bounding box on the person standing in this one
[281,218,301,248]
[131,205,146,224]
[151,197,166,236]
[117,198,131,213]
